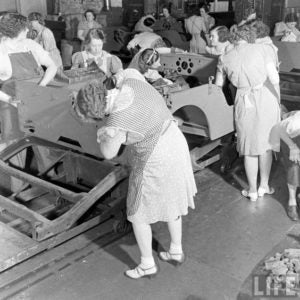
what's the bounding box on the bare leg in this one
[159,217,184,264]
[259,150,273,190]
[125,222,157,279]
[132,223,154,266]
[287,184,299,221]
[244,155,258,193]
[288,184,297,206]
[167,216,183,254]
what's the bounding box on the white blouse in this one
[0,38,50,81]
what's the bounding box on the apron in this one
[0,52,43,142]
[234,78,281,155]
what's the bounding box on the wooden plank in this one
[16,186,48,202]
[35,166,128,240]
[0,194,51,225]
[0,160,86,202]
[180,123,209,137]
[0,211,121,272]
[0,221,37,263]
[7,204,56,227]
[192,154,221,172]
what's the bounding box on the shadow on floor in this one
[210,153,293,224]
[87,224,167,268]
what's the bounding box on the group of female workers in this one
[185,3,215,54]
[74,15,300,279]
[1,8,300,281]
[0,11,196,281]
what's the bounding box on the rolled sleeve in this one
[282,112,300,138]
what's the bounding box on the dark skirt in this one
[281,136,300,187]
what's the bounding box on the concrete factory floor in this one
[1,157,299,300]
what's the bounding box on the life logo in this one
[252,274,300,297]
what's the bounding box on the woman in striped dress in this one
[73,68,196,279]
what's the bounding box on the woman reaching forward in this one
[74,72,196,279]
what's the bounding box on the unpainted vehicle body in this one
[159,52,234,171]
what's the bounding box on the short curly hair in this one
[210,26,230,43]
[230,23,256,43]
[0,13,28,39]
[28,12,45,26]
[253,20,270,38]
[74,78,107,122]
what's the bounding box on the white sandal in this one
[159,251,185,266]
[258,186,275,197]
[124,264,159,279]
[241,189,258,202]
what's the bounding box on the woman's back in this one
[185,15,205,34]
[221,43,268,88]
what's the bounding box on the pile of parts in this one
[264,249,300,295]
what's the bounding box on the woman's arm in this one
[27,40,57,86]
[71,52,85,69]
[98,130,126,160]
[77,21,86,41]
[277,123,300,163]
[38,53,57,86]
[266,59,280,99]
[209,16,215,29]
[109,55,123,75]
[0,90,11,102]
[77,29,85,41]
[215,69,225,87]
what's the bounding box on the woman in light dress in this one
[77,9,102,43]
[199,3,215,33]
[216,23,281,202]
[185,12,207,54]
[73,68,196,279]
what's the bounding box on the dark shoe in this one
[287,205,299,221]
[159,251,185,266]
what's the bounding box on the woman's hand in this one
[86,58,95,65]
[289,144,300,164]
